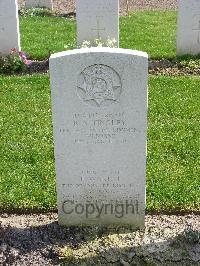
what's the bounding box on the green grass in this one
[0,74,199,212]
[20,11,177,60]
[0,75,56,211]
[20,16,76,60]
[120,11,176,59]
[147,76,200,212]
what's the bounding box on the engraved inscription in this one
[77,64,122,107]
[58,112,138,145]
[61,169,141,204]
[69,112,137,145]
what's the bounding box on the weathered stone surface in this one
[0,0,20,55]
[177,0,200,55]
[25,0,53,9]
[76,0,119,46]
[50,47,148,227]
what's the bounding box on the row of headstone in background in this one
[48,0,200,228]
[0,0,53,55]
[25,0,53,10]
[0,0,20,55]
[0,0,200,55]
[177,0,200,55]
[50,0,147,227]
[78,0,200,55]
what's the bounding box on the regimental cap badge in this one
[77,64,122,107]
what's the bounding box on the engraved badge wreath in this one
[77,64,122,107]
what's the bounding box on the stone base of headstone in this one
[50,47,148,228]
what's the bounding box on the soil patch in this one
[9,59,199,77]
[0,213,199,265]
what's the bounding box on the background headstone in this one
[50,48,148,227]
[177,0,200,55]
[25,0,53,9]
[0,0,20,55]
[76,0,119,46]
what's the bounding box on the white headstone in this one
[177,0,200,55]
[25,0,53,10]
[50,48,148,227]
[76,0,119,47]
[0,0,20,55]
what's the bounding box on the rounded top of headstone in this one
[50,47,148,60]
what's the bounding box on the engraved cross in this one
[192,17,200,44]
[91,16,105,39]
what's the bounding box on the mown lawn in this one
[20,10,177,60]
[0,74,199,212]
[20,16,76,60]
[0,75,55,211]
[120,11,176,59]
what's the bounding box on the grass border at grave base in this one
[0,74,199,214]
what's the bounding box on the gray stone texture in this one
[0,0,20,54]
[177,0,200,55]
[50,48,148,227]
[76,0,119,46]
